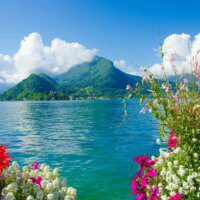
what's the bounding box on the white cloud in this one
[0,32,97,84]
[114,59,141,76]
[149,33,200,77]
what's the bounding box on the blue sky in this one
[0,0,199,78]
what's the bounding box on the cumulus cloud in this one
[149,33,200,77]
[114,59,141,76]
[0,32,97,84]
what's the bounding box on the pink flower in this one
[141,176,148,187]
[32,162,39,170]
[147,168,157,178]
[168,132,178,147]
[131,178,139,194]
[168,138,178,147]
[133,156,151,169]
[135,193,146,200]
[31,176,42,188]
[147,188,159,200]
[168,193,183,200]
[137,169,143,178]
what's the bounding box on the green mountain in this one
[0,73,63,101]
[55,56,142,98]
[0,56,143,100]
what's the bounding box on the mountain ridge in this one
[0,56,142,100]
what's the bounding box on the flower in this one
[131,178,139,194]
[168,136,178,147]
[148,187,159,200]
[133,156,151,169]
[168,193,183,200]
[135,193,146,200]
[147,168,157,178]
[126,84,132,90]
[31,176,42,188]
[32,162,39,170]
[141,176,148,187]
[0,145,11,172]
[156,138,161,145]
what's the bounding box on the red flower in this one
[0,145,11,173]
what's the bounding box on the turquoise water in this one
[0,100,160,200]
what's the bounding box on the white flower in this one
[183,182,190,189]
[36,191,44,200]
[190,186,196,191]
[53,168,59,175]
[194,153,198,158]
[41,180,47,188]
[5,192,15,200]
[7,183,18,191]
[62,187,67,193]
[27,179,33,185]
[156,138,161,145]
[192,138,197,142]
[12,161,19,170]
[173,160,179,166]
[170,191,176,196]
[53,179,60,189]
[44,165,50,172]
[26,196,34,200]
[173,147,181,154]
[161,195,168,200]
[46,183,53,191]
[178,168,186,176]
[151,155,156,160]
[167,162,173,168]
[47,194,54,200]
[67,187,77,196]
[65,196,72,200]
[23,166,29,171]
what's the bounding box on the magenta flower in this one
[137,169,143,178]
[169,193,183,200]
[135,193,146,200]
[147,188,159,200]
[131,178,139,194]
[168,138,178,147]
[32,162,39,170]
[141,176,148,187]
[133,156,151,169]
[147,168,157,178]
[31,176,42,188]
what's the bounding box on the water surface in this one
[0,100,160,200]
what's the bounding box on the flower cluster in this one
[0,146,11,173]
[0,161,77,200]
[131,156,158,199]
[129,46,199,199]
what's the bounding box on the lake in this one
[0,100,160,200]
